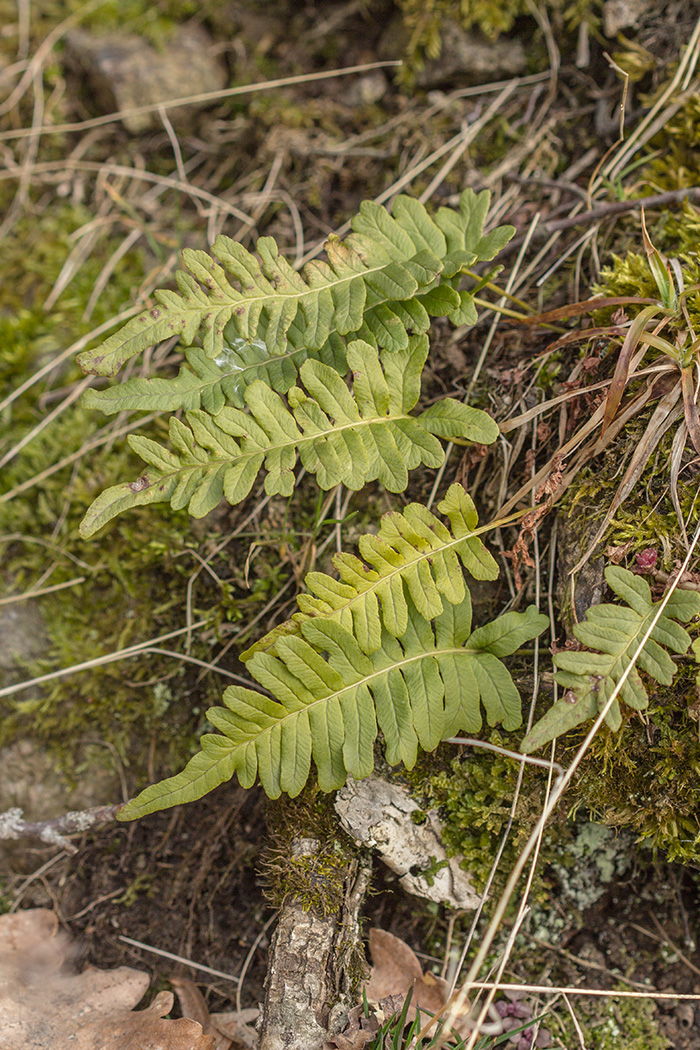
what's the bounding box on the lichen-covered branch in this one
[0,804,121,854]
[258,836,371,1050]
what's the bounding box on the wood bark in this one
[258,837,371,1050]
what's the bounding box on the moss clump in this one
[548,988,670,1049]
[570,671,700,864]
[263,786,362,916]
[641,93,700,193]
[0,0,206,59]
[409,736,568,901]
[0,199,225,785]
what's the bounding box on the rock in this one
[335,776,480,909]
[603,0,652,36]
[0,741,123,869]
[63,26,228,133]
[344,70,387,107]
[0,601,47,676]
[380,17,526,89]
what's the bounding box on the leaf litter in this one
[0,908,257,1050]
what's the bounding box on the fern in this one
[242,482,499,660]
[118,588,548,816]
[76,189,514,379]
[521,567,700,753]
[79,336,499,536]
[82,335,349,415]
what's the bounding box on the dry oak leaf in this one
[364,929,471,1034]
[0,908,215,1050]
[169,975,259,1050]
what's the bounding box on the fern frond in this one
[118,592,548,816]
[242,483,499,660]
[83,334,349,415]
[77,189,514,378]
[79,337,499,536]
[521,566,700,752]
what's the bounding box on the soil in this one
[3,1,700,1048]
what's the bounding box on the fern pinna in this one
[521,566,700,753]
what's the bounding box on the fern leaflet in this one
[79,337,499,536]
[77,189,514,378]
[242,483,499,660]
[521,566,700,752]
[118,590,548,816]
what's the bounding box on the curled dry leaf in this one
[0,908,215,1050]
[323,1004,379,1050]
[170,975,259,1050]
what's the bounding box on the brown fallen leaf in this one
[169,975,259,1050]
[0,908,215,1050]
[364,929,471,1037]
[209,1008,260,1050]
[323,1003,379,1050]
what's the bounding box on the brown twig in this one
[504,186,700,252]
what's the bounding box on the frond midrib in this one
[141,409,428,481]
[280,526,497,641]
[233,641,489,745]
[188,246,433,318]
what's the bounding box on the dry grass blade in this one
[602,304,664,435]
[572,383,684,572]
[681,363,700,453]
[0,61,402,142]
[517,295,657,326]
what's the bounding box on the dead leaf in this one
[363,929,470,1036]
[364,929,422,1002]
[169,976,259,1050]
[0,908,216,1050]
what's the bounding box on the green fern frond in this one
[83,334,349,415]
[521,567,700,752]
[242,483,499,660]
[118,591,548,816]
[77,189,514,378]
[79,337,499,536]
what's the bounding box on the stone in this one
[63,26,228,133]
[603,0,652,36]
[335,776,480,909]
[0,601,47,674]
[0,741,123,869]
[380,17,526,89]
[344,71,387,107]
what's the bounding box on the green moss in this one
[407,736,568,902]
[641,93,700,193]
[570,670,700,864]
[0,199,225,782]
[263,786,362,916]
[548,989,670,1049]
[0,0,206,57]
[394,0,594,84]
